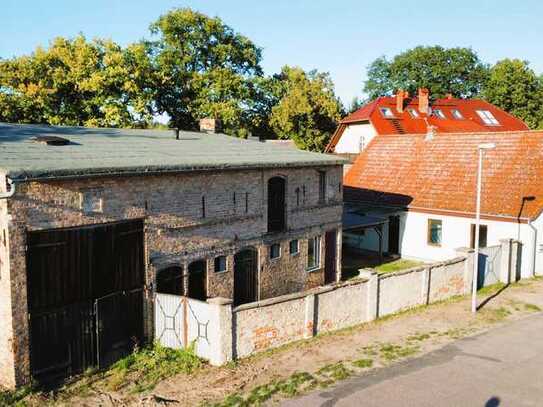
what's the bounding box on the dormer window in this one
[407,108,420,118]
[433,109,446,119]
[451,109,463,119]
[476,110,500,126]
[380,107,395,118]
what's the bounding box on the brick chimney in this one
[199,118,222,134]
[396,90,409,113]
[418,88,429,115]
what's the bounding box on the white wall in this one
[399,211,540,279]
[334,123,376,154]
[347,208,543,279]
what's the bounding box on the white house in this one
[343,130,543,279]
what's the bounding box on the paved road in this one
[284,313,543,407]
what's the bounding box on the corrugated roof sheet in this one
[344,130,543,220]
[0,123,345,181]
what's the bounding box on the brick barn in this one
[0,122,345,388]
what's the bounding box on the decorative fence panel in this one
[479,245,502,287]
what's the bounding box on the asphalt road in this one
[283,313,543,407]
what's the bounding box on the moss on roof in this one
[0,123,345,181]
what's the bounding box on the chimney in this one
[396,90,408,113]
[199,118,222,134]
[418,88,429,115]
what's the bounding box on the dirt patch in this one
[13,278,543,406]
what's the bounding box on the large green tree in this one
[482,59,543,129]
[147,8,263,134]
[0,35,154,127]
[364,46,489,99]
[268,66,343,152]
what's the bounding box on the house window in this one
[433,109,446,119]
[214,256,227,273]
[407,108,420,118]
[476,110,500,125]
[307,236,321,270]
[270,243,281,260]
[318,171,327,203]
[289,239,299,255]
[427,219,442,246]
[380,107,395,118]
[451,109,463,119]
[470,224,488,249]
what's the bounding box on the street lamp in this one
[472,143,496,313]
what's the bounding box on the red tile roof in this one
[327,96,529,152]
[344,131,543,220]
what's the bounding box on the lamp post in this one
[472,143,496,313]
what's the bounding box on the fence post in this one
[456,247,474,294]
[206,297,233,366]
[510,240,520,282]
[499,239,512,284]
[421,267,431,305]
[361,270,379,321]
[304,293,316,338]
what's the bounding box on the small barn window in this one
[289,239,299,255]
[156,266,184,295]
[318,171,327,203]
[427,219,442,246]
[270,243,281,260]
[202,196,206,218]
[295,187,300,207]
[307,236,321,270]
[245,192,249,213]
[214,256,227,273]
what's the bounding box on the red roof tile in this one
[327,96,529,152]
[344,131,543,220]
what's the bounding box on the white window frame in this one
[307,236,321,271]
[379,107,395,118]
[451,109,463,119]
[476,110,500,125]
[433,109,446,119]
[270,243,281,260]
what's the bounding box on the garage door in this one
[26,219,145,384]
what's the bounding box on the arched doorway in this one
[234,248,258,306]
[156,266,184,295]
[188,260,207,301]
[268,177,286,233]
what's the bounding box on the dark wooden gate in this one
[188,260,207,301]
[26,219,144,384]
[268,177,286,232]
[324,230,337,284]
[388,216,400,255]
[234,248,258,306]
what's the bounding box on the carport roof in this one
[0,123,346,181]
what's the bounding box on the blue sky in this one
[2,0,542,105]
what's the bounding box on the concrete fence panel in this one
[378,269,424,316]
[428,258,467,302]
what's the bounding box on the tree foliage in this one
[268,66,343,151]
[0,36,155,127]
[482,59,543,129]
[364,46,489,99]
[147,8,263,134]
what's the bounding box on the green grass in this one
[378,343,420,362]
[477,282,506,296]
[0,385,33,407]
[352,358,374,369]
[523,303,542,312]
[107,342,203,393]
[374,259,423,274]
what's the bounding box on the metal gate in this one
[26,219,145,384]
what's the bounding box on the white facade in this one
[346,208,543,279]
[334,122,376,154]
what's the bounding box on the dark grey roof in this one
[0,123,346,181]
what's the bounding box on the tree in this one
[268,66,343,152]
[348,96,364,113]
[0,35,155,127]
[147,8,263,134]
[482,59,543,129]
[364,46,489,99]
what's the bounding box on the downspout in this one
[528,219,538,277]
[0,178,16,199]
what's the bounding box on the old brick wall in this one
[3,164,343,386]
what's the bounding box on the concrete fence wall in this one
[157,239,520,365]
